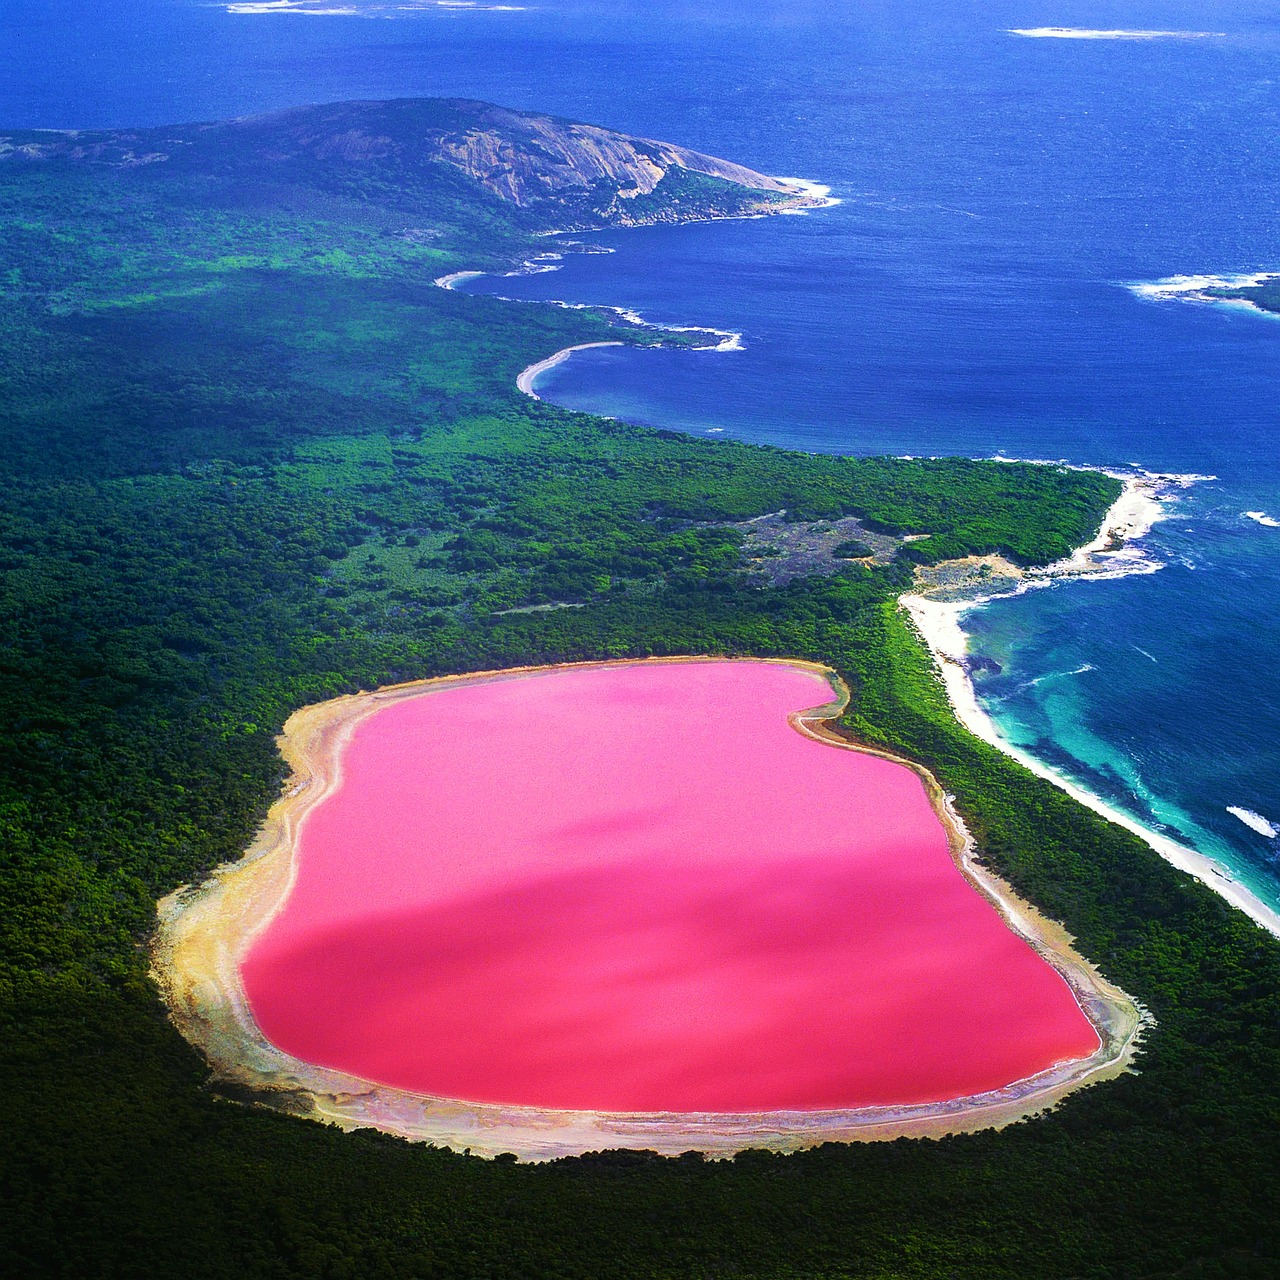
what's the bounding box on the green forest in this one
[2,112,1278,1279]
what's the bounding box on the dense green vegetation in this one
[2,105,1278,1279]
[1211,279,1280,315]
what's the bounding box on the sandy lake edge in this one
[152,656,1146,1162]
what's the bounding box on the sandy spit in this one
[515,342,625,400]
[152,656,1144,1162]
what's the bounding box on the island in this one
[4,96,1280,1280]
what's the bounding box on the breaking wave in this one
[1227,807,1280,839]
[1007,28,1223,41]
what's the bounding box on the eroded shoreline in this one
[153,656,1144,1161]
[439,180,832,395]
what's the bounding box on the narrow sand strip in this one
[152,656,1144,1161]
[516,341,624,399]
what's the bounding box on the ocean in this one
[6,0,1280,917]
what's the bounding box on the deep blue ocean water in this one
[6,0,1280,914]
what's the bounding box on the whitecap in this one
[225,2,359,12]
[1227,807,1280,838]
[1007,28,1223,41]
[1018,663,1096,692]
[225,1,525,12]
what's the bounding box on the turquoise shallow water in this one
[6,0,1280,915]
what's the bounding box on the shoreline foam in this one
[1127,271,1280,320]
[769,176,842,211]
[152,657,1144,1161]
[511,310,741,400]
[433,269,486,290]
[902,474,1280,941]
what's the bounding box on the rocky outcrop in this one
[418,101,797,207]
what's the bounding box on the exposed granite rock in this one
[423,101,796,208]
[962,654,1003,677]
[727,512,910,586]
[911,553,1026,603]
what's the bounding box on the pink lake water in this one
[240,661,1100,1113]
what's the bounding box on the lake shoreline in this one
[152,656,1144,1162]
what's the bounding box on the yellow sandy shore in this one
[152,656,1146,1161]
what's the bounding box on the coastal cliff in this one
[0,98,821,231]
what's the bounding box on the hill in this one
[0,97,820,230]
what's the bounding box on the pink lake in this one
[240,661,1100,1114]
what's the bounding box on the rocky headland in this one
[0,97,824,231]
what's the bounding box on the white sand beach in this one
[902,475,1280,941]
[516,341,625,399]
